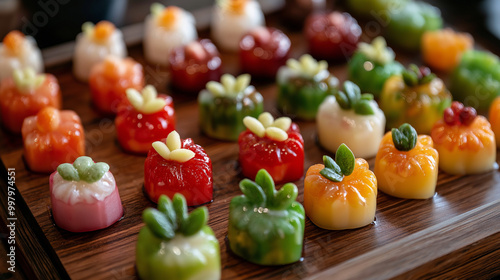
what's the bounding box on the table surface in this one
[1,7,500,280]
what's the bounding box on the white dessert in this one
[0,31,43,81]
[51,171,116,205]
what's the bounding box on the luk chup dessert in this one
[304,144,377,230]
[144,3,197,66]
[73,21,127,81]
[277,54,338,120]
[239,112,304,184]
[431,101,496,175]
[0,68,61,133]
[0,30,43,81]
[89,56,145,114]
[144,131,213,206]
[22,107,85,173]
[211,0,265,52]
[380,64,452,134]
[199,73,263,141]
[489,97,500,147]
[169,39,222,93]
[50,156,123,232]
[115,85,175,154]
[317,81,385,158]
[228,169,305,265]
[422,28,473,72]
[136,194,220,280]
[375,123,439,199]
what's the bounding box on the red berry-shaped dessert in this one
[144,131,213,206]
[239,112,304,184]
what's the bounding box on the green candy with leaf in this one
[136,194,220,280]
[57,156,109,183]
[228,169,305,265]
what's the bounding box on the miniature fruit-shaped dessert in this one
[89,56,145,114]
[277,54,338,120]
[169,39,222,93]
[199,73,263,141]
[144,4,197,66]
[0,30,43,81]
[228,169,305,265]
[431,101,496,175]
[137,194,220,280]
[450,50,500,112]
[211,0,265,51]
[50,156,123,232]
[22,107,85,173]
[421,28,474,72]
[348,37,404,97]
[489,97,500,148]
[239,112,304,184]
[375,123,438,199]
[304,12,361,61]
[73,21,127,81]
[239,27,291,79]
[144,131,213,206]
[0,68,61,133]
[385,1,442,51]
[115,85,175,154]
[317,81,386,158]
[304,144,377,230]
[380,64,452,134]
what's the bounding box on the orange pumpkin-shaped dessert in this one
[375,123,439,199]
[489,96,500,148]
[304,144,377,230]
[431,101,496,175]
[421,28,473,72]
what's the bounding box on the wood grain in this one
[1,12,500,280]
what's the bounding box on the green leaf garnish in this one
[319,144,356,182]
[335,81,375,115]
[239,179,266,205]
[57,163,80,181]
[402,64,436,87]
[181,207,208,236]
[391,123,418,151]
[353,100,375,115]
[143,208,175,240]
[57,156,109,183]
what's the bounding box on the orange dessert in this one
[304,144,377,230]
[422,28,473,72]
[431,101,496,175]
[22,107,85,173]
[375,123,439,199]
[489,96,500,148]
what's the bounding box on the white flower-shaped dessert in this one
[243,112,292,141]
[317,81,385,158]
[152,131,195,162]
[126,85,167,114]
[0,31,43,81]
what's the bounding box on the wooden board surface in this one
[1,12,500,280]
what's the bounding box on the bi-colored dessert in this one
[211,0,265,51]
[137,194,220,280]
[421,28,474,72]
[375,123,439,199]
[115,85,175,154]
[0,68,61,133]
[317,81,385,158]
[239,112,304,184]
[380,64,452,134]
[304,12,361,61]
[304,144,377,230]
[239,27,291,79]
[50,156,123,232]
[89,56,145,114]
[277,54,338,120]
[144,131,213,206]
[348,37,403,97]
[431,101,496,175]
[22,107,85,173]
[73,21,127,81]
[144,3,197,66]
[228,169,305,265]
[0,30,43,81]
[199,74,263,141]
[450,50,500,112]
[489,97,500,147]
[169,39,222,93]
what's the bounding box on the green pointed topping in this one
[173,193,188,230]
[57,156,109,183]
[239,179,266,205]
[335,81,375,115]
[353,100,375,115]
[273,183,298,209]
[157,195,177,229]
[57,163,80,181]
[319,144,356,182]
[392,123,418,151]
[181,207,208,236]
[143,208,175,240]
[402,64,436,87]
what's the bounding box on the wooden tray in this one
[1,9,500,280]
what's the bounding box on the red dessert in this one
[144,131,213,206]
[22,107,85,173]
[304,12,361,61]
[239,113,304,184]
[169,39,222,93]
[115,85,175,154]
[239,27,291,79]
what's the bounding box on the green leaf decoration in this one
[273,183,298,209]
[335,91,350,110]
[320,155,344,182]
[360,93,374,101]
[344,80,361,104]
[335,81,375,115]
[392,123,418,151]
[319,144,356,182]
[181,207,208,236]
[323,155,342,175]
[84,163,110,183]
[402,64,436,87]
[57,163,80,181]
[57,156,109,183]
[239,179,266,205]
[173,193,188,230]
[73,156,93,176]
[143,208,175,240]
[255,169,276,205]
[353,100,375,115]
[157,195,177,230]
